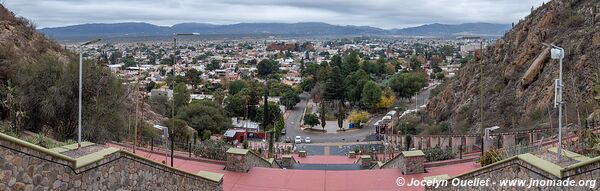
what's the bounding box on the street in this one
[282,87,433,143]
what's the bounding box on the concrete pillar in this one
[360,155,372,168]
[451,137,462,153]
[281,155,295,168]
[430,137,439,148]
[465,136,476,153]
[413,136,421,149]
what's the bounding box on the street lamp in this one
[482,126,500,154]
[543,43,565,161]
[171,33,200,128]
[78,39,101,148]
[170,33,199,166]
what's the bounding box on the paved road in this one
[283,88,433,143]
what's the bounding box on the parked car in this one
[281,129,286,135]
[305,137,312,143]
[294,136,302,144]
[284,136,291,143]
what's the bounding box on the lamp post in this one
[171,33,200,113]
[169,33,199,166]
[78,39,101,148]
[543,43,565,161]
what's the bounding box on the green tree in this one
[410,55,423,70]
[173,82,190,112]
[16,55,128,141]
[202,130,212,141]
[324,65,345,101]
[388,72,429,99]
[360,81,382,109]
[228,80,246,96]
[342,51,360,75]
[319,100,326,129]
[163,118,190,141]
[177,100,231,134]
[145,81,156,92]
[186,68,202,90]
[280,90,300,109]
[257,59,279,78]
[256,102,281,130]
[344,69,369,106]
[303,113,320,129]
[150,94,171,116]
[213,88,225,105]
[224,94,245,117]
[206,60,221,71]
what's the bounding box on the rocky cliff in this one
[425,0,600,133]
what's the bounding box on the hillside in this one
[38,22,509,39]
[0,5,139,142]
[0,4,71,81]
[425,0,600,133]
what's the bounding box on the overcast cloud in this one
[2,0,547,29]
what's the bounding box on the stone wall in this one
[403,155,425,174]
[280,155,296,168]
[378,154,403,169]
[427,157,600,191]
[225,148,280,172]
[0,137,223,191]
[247,151,279,169]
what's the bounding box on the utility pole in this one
[480,39,485,134]
[543,43,565,161]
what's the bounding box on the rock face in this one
[426,0,600,133]
[0,4,71,81]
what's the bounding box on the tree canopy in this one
[176,100,231,134]
[280,90,300,110]
[388,72,429,99]
[303,113,320,128]
[257,59,279,78]
[360,81,383,109]
[12,55,128,141]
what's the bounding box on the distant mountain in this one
[392,22,511,36]
[39,22,509,39]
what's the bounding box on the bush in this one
[423,147,456,162]
[23,133,72,149]
[480,149,503,166]
[202,130,212,141]
[193,140,231,161]
[243,140,248,149]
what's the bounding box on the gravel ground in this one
[61,144,106,158]
[533,150,578,167]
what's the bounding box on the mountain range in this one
[38,22,511,39]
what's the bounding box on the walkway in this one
[108,144,479,191]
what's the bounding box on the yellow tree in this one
[348,110,369,128]
[376,87,395,109]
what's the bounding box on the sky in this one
[2,0,547,29]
